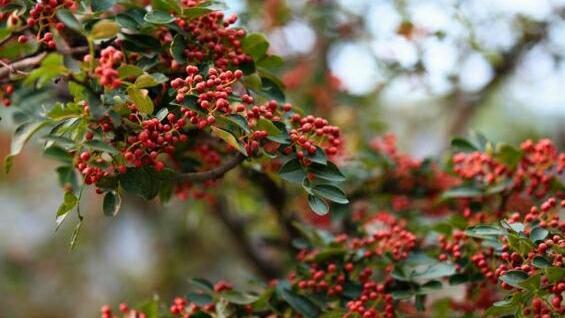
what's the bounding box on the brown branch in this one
[0,52,47,79]
[0,46,88,80]
[212,196,282,280]
[175,153,246,182]
[242,168,301,251]
[447,20,550,136]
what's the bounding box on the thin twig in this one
[175,153,246,182]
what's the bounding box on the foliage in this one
[0,1,564,318]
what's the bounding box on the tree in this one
[0,1,564,317]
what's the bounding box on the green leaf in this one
[309,161,345,182]
[221,290,259,305]
[210,126,247,156]
[495,143,523,168]
[186,292,213,306]
[242,33,269,60]
[103,191,121,217]
[152,0,181,13]
[24,53,67,88]
[465,225,504,238]
[127,87,154,114]
[545,267,565,283]
[499,270,529,288]
[412,262,456,281]
[5,121,49,173]
[223,114,249,133]
[56,166,78,191]
[84,140,118,154]
[279,288,319,318]
[119,167,160,200]
[90,20,119,40]
[308,195,329,215]
[189,278,214,292]
[118,65,144,79]
[484,298,518,317]
[450,137,477,153]
[135,74,160,88]
[144,10,175,24]
[530,227,548,243]
[257,55,284,69]
[170,34,187,63]
[260,76,285,102]
[532,256,551,269]
[56,191,78,227]
[44,146,73,163]
[181,7,214,20]
[279,158,305,183]
[307,147,327,165]
[255,118,286,143]
[442,185,482,199]
[56,9,82,33]
[312,185,348,204]
[518,273,540,291]
[156,108,169,121]
[91,0,116,11]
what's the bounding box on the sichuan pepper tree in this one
[1,1,564,317]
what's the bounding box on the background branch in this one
[212,196,282,280]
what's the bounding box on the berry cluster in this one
[518,139,565,197]
[174,11,250,69]
[94,47,124,89]
[171,65,242,125]
[122,111,189,172]
[289,114,342,158]
[1,84,13,107]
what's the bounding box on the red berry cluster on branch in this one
[95,47,124,89]
[174,11,250,69]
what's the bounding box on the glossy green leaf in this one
[499,270,528,288]
[118,65,144,79]
[84,140,118,154]
[90,20,119,40]
[144,10,175,24]
[221,290,259,305]
[279,158,305,183]
[56,191,78,227]
[103,191,121,217]
[56,9,82,33]
[312,184,348,204]
[309,161,345,182]
[170,34,187,63]
[91,0,117,11]
[210,126,247,156]
[5,120,49,173]
[127,87,154,114]
[279,288,319,318]
[308,195,329,215]
[119,167,160,200]
[242,33,269,60]
[529,227,548,243]
[450,137,477,153]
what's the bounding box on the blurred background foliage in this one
[1,0,565,316]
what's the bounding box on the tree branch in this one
[212,196,282,280]
[447,21,550,136]
[242,168,301,251]
[0,46,88,80]
[175,153,246,182]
